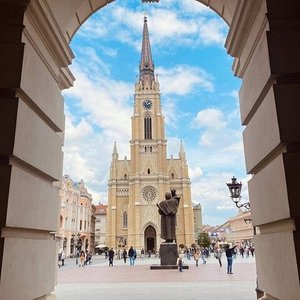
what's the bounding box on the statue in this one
[157,189,180,243]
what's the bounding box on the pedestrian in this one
[58,252,62,268]
[108,248,115,266]
[84,250,89,265]
[128,246,135,266]
[186,248,191,260]
[240,246,245,258]
[194,249,200,267]
[201,248,206,264]
[88,252,92,264]
[61,251,65,266]
[79,250,85,267]
[225,244,237,274]
[147,249,151,258]
[177,251,184,272]
[214,247,222,267]
[141,248,145,259]
[122,248,127,263]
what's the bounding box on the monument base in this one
[160,242,178,265]
[150,264,189,270]
[150,242,189,270]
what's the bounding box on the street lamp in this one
[226,176,250,210]
[72,232,81,264]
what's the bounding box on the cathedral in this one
[106,16,195,252]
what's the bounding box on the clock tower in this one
[107,16,195,251]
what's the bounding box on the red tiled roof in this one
[94,204,107,215]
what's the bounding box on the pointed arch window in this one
[144,114,152,139]
[171,173,175,179]
[123,212,128,228]
[148,168,151,174]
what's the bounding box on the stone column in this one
[225,1,300,299]
[0,0,74,299]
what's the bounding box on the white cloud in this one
[193,108,226,129]
[76,1,227,50]
[189,166,203,179]
[157,65,214,95]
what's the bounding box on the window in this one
[144,115,152,139]
[123,212,128,228]
[148,168,150,174]
[124,174,127,180]
[171,173,174,179]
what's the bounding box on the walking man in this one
[225,244,237,274]
[108,248,115,266]
[61,251,65,266]
[128,246,135,266]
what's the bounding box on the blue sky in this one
[62,0,250,225]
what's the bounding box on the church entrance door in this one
[144,225,156,253]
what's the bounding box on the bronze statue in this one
[157,189,180,243]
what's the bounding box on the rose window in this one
[142,186,157,202]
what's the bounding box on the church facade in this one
[106,17,195,252]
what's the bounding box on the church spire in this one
[112,142,118,160]
[179,140,186,159]
[139,15,155,88]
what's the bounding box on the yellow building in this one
[107,17,195,252]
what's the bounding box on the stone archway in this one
[0,1,300,299]
[144,225,156,253]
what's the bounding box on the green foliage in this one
[197,232,211,248]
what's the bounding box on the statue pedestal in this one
[160,242,177,265]
[150,243,189,270]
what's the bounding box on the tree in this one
[197,232,211,248]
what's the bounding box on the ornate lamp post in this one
[226,176,250,210]
[72,233,81,264]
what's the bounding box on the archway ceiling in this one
[46,0,236,43]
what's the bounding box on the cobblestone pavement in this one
[55,254,257,300]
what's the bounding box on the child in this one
[177,255,183,272]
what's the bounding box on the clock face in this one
[143,99,153,110]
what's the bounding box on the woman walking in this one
[194,249,200,267]
[215,247,223,267]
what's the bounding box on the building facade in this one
[204,210,253,248]
[58,175,95,257]
[94,204,108,247]
[106,17,195,252]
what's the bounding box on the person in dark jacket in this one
[122,248,127,263]
[225,244,237,274]
[128,246,136,266]
[108,248,115,266]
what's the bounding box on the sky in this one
[62,0,251,226]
